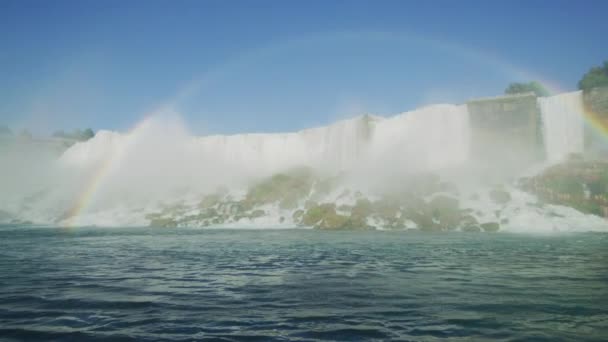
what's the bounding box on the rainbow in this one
[61,30,582,226]
[61,116,156,227]
[62,151,116,227]
[583,101,608,138]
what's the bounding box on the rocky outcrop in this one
[519,156,608,218]
[145,169,515,232]
[489,188,511,205]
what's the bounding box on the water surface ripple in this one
[0,227,607,341]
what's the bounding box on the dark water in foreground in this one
[0,227,607,341]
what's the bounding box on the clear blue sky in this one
[1,0,607,135]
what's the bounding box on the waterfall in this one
[60,104,471,181]
[61,91,594,182]
[368,104,470,172]
[51,106,471,222]
[539,91,585,162]
[15,91,607,228]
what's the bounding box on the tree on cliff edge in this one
[578,60,608,91]
[52,128,95,141]
[504,81,549,97]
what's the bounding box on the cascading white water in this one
[60,105,471,179]
[369,104,470,172]
[51,105,472,220]
[7,90,607,230]
[190,114,374,175]
[539,91,585,162]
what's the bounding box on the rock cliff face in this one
[583,87,608,158]
[584,86,608,115]
[467,93,543,171]
[520,156,608,218]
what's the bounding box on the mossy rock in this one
[460,214,478,228]
[317,211,350,230]
[292,209,304,223]
[347,213,371,229]
[304,200,317,210]
[249,209,266,219]
[352,198,373,216]
[234,214,248,221]
[160,203,188,216]
[246,167,314,206]
[520,159,608,217]
[348,198,373,228]
[279,196,299,210]
[489,188,511,205]
[428,195,461,230]
[199,193,222,208]
[337,204,352,212]
[480,222,500,232]
[302,203,336,227]
[198,208,219,219]
[383,216,406,229]
[402,199,438,231]
[462,225,482,232]
[236,200,254,212]
[149,217,178,228]
[302,203,358,230]
[373,198,400,220]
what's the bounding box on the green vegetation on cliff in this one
[578,60,608,91]
[489,188,511,205]
[52,128,95,141]
[245,167,314,209]
[504,81,549,97]
[519,156,608,217]
[145,169,511,232]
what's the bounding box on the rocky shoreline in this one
[142,156,608,231]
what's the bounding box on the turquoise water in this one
[0,227,607,341]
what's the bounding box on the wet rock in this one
[249,209,266,219]
[429,195,461,230]
[292,209,304,223]
[480,222,500,232]
[489,188,511,205]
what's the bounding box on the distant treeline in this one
[505,59,608,97]
[0,126,95,141]
[52,128,95,141]
[0,126,35,139]
[578,60,608,91]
